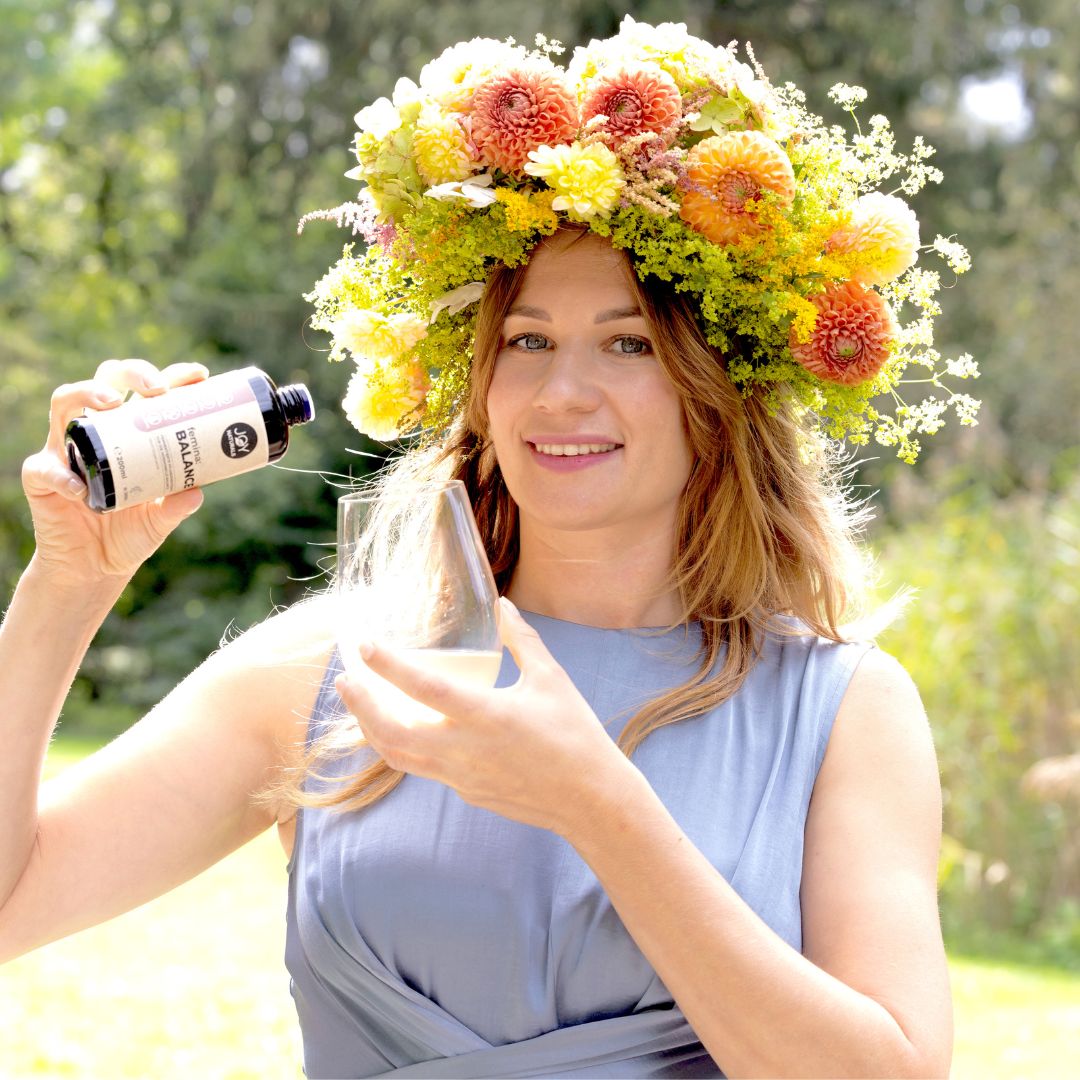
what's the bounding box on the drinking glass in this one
[336,480,502,720]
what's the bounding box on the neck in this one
[505,517,684,629]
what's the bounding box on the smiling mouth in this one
[529,442,621,457]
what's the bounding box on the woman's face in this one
[486,232,695,541]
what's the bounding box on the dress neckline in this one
[519,608,700,636]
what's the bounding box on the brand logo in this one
[221,422,258,459]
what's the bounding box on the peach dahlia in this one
[789,281,899,386]
[580,66,683,148]
[470,67,579,175]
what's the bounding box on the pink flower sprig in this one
[297,200,398,252]
[608,130,687,217]
[297,201,378,240]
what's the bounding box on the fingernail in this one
[358,640,374,661]
[94,389,124,405]
[334,672,357,695]
[181,489,204,516]
[498,596,518,616]
[67,476,87,497]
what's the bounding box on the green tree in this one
[2,0,1078,951]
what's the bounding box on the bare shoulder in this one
[46,590,339,820]
[811,646,942,872]
[198,591,338,777]
[837,645,928,724]
[208,589,337,672]
[822,646,940,825]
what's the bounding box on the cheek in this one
[644,376,694,473]
[484,360,518,446]
[484,362,506,425]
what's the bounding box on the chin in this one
[517,491,632,533]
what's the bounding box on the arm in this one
[0,359,329,961]
[339,606,951,1078]
[563,647,951,1078]
[1,359,208,912]
[0,578,330,963]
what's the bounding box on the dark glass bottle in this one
[66,366,315,512]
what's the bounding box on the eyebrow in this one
[507,304,643,324]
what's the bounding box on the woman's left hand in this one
[334,598,631,836]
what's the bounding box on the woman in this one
[2,19,967,1078]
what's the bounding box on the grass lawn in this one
[0,736,301,1080]
[950,955,1080,1079]
[2,738,1078,1078]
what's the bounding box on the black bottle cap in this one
[277,384,315,426]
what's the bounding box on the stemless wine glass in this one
[336,480,502,721]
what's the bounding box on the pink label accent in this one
[132,380,256,432]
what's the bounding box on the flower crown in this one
[302,16,978,463]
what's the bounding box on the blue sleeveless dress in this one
[285,612,873,1079]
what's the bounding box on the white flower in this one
[828,83,869,109]
[354,97,401,141]
[423,173,498,207]
[418,38,528,108]
[953,394,981,424]
[932,235,972,274]
[430,282,486,322]
[569,14,722,95]
[391,77,422,109]
[944,353,979,379]
[334,308,428,366]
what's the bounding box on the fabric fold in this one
[372,1005,710,1078]
[286,613,872,1078]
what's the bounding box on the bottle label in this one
[86,376,270,507]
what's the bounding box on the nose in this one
[531,348,602,415]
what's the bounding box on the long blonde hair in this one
[276,231,872,813]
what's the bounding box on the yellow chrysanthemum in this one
[413,105,476,186]
[826,192,920,286]
[334,308,428,366]
[523,142,624,220]
[342,360,430,441]
[495,187,559,232]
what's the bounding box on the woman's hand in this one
[334,598,634,836]
[21,358,210,590]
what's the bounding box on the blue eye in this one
[508,332,550,352]
[610,336,651,356]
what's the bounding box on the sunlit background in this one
[1,0,1078,1075]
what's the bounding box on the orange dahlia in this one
[471,67,579,175]
[789,281,898,386]
[580,66,683,148]
[679,131,796,245]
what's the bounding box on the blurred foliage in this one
[1,0,1078,945]
[876,472,1080,953]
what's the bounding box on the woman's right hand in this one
[22,358,211,590]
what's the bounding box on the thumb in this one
[150,486,204,531]
[497,597,552,673]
